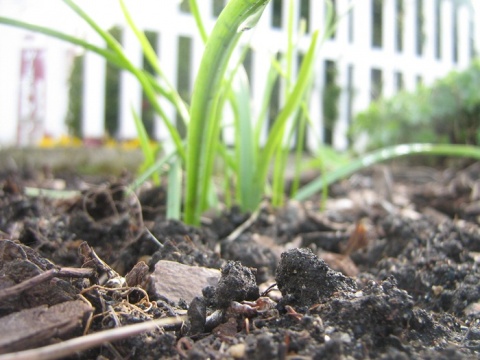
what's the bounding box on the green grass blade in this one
[0,17,122,65]
[294,143,480,201]
[62,0,186,161]
[286,0,294,92]
[119,0,190,127]
[289,102,309,197]
[230,66,258,210]
[131,107,159,185]
[1,4,186,124]
[255,29,320,199]
[184,0,271,225]
[128,150,177,192]
[188,0,209,43]
[254,56,280,146]
[1,9,185,161]
[166,157,182,220]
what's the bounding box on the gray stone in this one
[151,260,221,304]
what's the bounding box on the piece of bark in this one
[0,299,93,354]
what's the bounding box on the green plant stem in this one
[254,29,320,205]
[294,143,480,201]
[131,107,159,184]
[167,157,182,220]
[188,0,209,43]
[290,102,309,197]
[184,0,271,225]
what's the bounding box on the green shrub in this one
[352,60,480,149]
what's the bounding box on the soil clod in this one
[214,261,259,309]
[275,248,356,308]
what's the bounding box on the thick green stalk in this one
[184,0,270,225]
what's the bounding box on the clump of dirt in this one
[213,261,259,309]
[276,248,356,307]
[0,163,480,359]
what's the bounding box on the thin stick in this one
[0,267,95,302]
[222,200,267,244]
[0,315,186,360]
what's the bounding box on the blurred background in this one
[0,0,478,152]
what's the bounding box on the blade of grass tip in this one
[184,0,271,225]
[188,0,209,43]
[119,0,190,127]
[131,107,159,185]
[64,0,129,61]
[255,29,320,198]
[128,150,178,193]
[294,143,480,201]
[0,17,123,66]
[166,157,182,220]
[63,0,186,161]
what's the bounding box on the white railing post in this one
[0,25,22,145]
[381,0,396,99]
[457,5,471,68]
[44,37,69,138]
[402,0,418,91]
[474,2,480,56]
[82,31,106,142]
[440,0,453,67]
[118,26,142,140]
[333,0,352,151]
[306,0,326,152]
[350,0,372,114]
[421,0,437,83]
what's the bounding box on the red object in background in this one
[17,47,46,146]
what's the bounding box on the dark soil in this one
[1,162,480,359]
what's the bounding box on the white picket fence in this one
[0,0,478,150]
